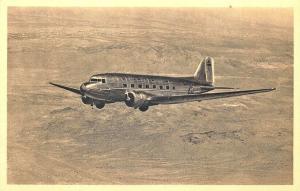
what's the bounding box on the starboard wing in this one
[49,82,81,95]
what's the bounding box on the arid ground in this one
[7,8,293,184]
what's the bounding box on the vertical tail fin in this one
[194,57,215,85]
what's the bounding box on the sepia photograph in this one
[7,7,293,184]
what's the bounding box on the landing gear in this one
[89,99,105,109]
[95,102,105,109]
[139,105,149,112]
[81,96,92,104]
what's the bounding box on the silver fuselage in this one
[80,73,213,103]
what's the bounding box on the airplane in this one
[50,57,275,112]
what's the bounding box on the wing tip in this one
[257,87,276,93]
[258,87,276,92]
[49,82,62,88]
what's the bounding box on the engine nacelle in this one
[125,92,148,108]
[81,96,92,104]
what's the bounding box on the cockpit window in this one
[90,77,107,83]
[90,78,98,82]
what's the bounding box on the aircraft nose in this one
[80,82,89,93]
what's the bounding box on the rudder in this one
[194,57,214,85]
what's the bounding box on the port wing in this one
[148,88,275,105]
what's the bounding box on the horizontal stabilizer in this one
[213,86,239,90]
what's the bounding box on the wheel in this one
[139,105,149,112]
[81,96,92,104]
[95,102,105,109]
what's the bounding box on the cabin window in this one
[173,86,175,90]
[153,85,156,89]
[131,84,134,88]
[123,84,127,88]
[90,78,97,82]
[146,84,149,88]
[102,79,106,83]
[159,85,163,89]
[166,85,169,89]
[138,84,142,88]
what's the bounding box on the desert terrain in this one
[7,8,293,184]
